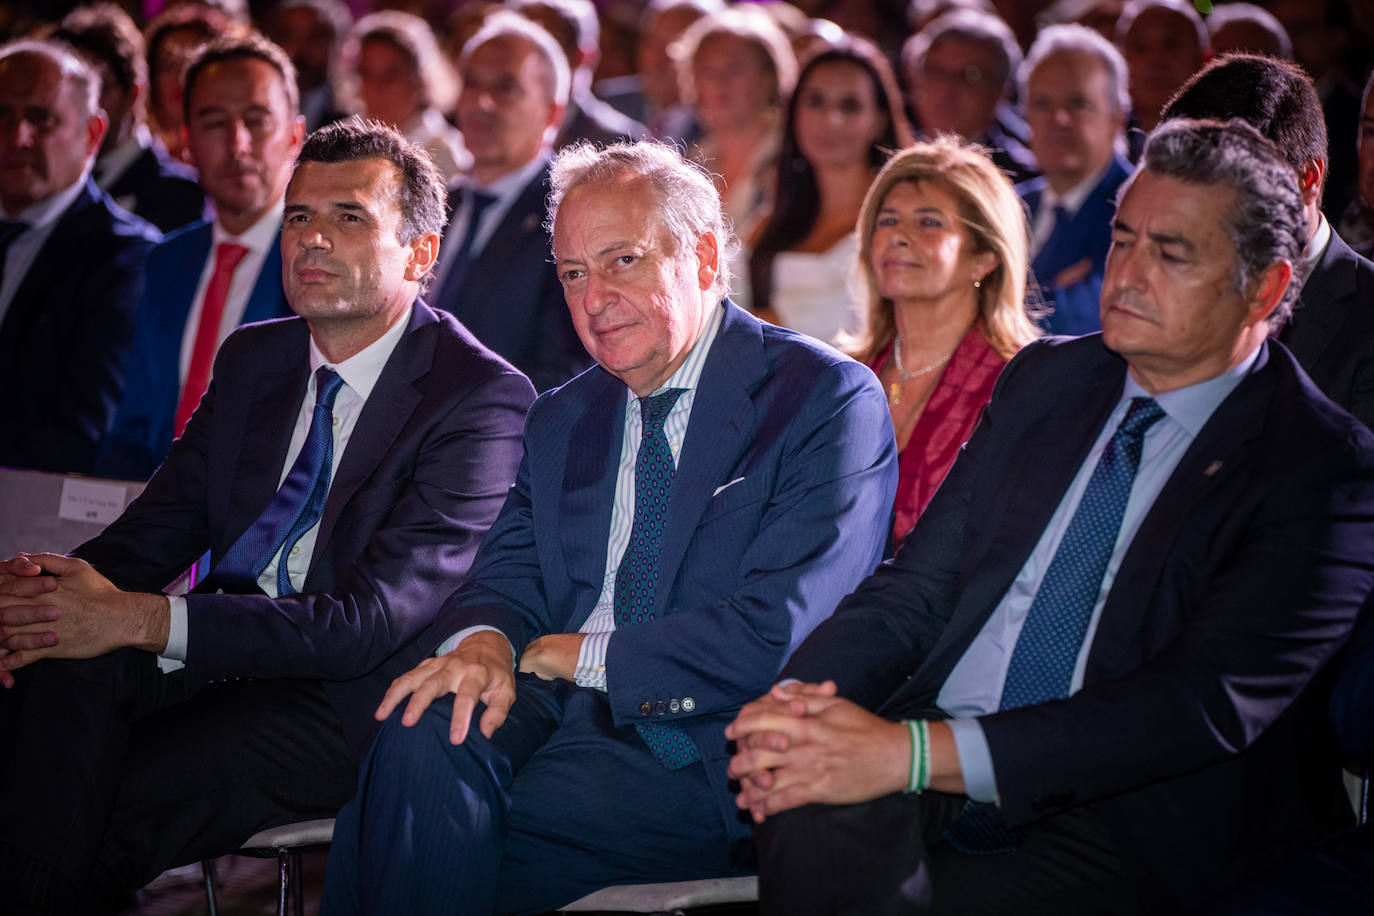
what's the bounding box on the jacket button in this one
[655,701,667,716]
[639,702,651,717]
[681,696,695,712]
[669,699,680,713]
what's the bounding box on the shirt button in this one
[639,702,651,717]
[681,697,695,712]
[332,416,340,427]
[290,545,300,556]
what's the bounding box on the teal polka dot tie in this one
[616,388,700,770]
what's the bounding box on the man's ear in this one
[1247,257,1293,328]
[406,230,441,281]
[694,230,719,292]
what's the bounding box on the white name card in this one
[57,478,129,526]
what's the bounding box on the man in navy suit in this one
[1163,54,1374,431]
[0,120,533,912]
[321,141,898,914]
[0,40,160,475]
[1016,25,1132,337]
[98,33,304,480]
[430,13,591,392]
[50,3,206,234]
[728,120,1374,914]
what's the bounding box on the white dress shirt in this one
[158,305,414,670]
[176,200,284,387]
[431,151,550,294]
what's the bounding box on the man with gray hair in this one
[902,8,1038,184]
[0,39,160,474]
[728,119,1374,914]
[1017,23,1132,336]
[430,11,590,391]
[321,140,898,913]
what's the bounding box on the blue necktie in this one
[213,366,346,595]
[0,220,29,293]
[944,397,1166,853]
[435,190,498,308]
[615,388,700,770]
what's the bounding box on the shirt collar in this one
[308,302,413,404]
[1042,159,1114,219]
[0,168,93,226]
[1120,342,1262,438]
[211,196,284,253]
[461,148,550,203]
[1304,214,1332,275]
[95,124,152,186]
[626,298,726,403]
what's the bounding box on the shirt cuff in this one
[947,717,1000,804]
[573,630,611,691]
[157,595,186,674]
[435,625,515,667]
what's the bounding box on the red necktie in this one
[174,242,250,436]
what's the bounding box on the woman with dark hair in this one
[748,35,912,345]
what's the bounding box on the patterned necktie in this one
[175,242,251,436]
[0,219,30,296]
[435,190,498,308]
[944,397,1167,853]
[616,388,700,770]
[212,366,346,596]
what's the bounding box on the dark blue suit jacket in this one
[97,219,292,480]
[75,301,535,756]
[102,143,206,234]
[1280,228,1374,430]
[1019,154,1132,336]
[0,177,160,473]
[423,300,898,831]
[433,165,591,392]
[782,335,1374,909]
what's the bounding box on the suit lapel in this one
[560,370,625,592]
[452,168,548,303]
[242,232,287,323]
[654,305,763,611]
[153,223,214,391]
[307,304,435,576]
[1283,231,1359,366]
[0,180,100,344]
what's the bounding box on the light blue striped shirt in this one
[942,344,1262,803]
[573,301,725,689]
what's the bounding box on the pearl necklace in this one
[888,334,954,406]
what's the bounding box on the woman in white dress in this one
[748,35,913,345]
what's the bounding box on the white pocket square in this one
[713,476,746,497]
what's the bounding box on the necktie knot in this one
[314,365,344,411]
[469,189,498,218]
[1117,397,1165,441]
[640,388,685,432]
[214,241,250,273]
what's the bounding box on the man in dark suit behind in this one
[1162,53,1374,431]
[0,120,533,913]
[320,140,898,914]
[0,39,160,475]
[49,3,206,234]
[429,13,591,392]
[97,33,304,481]
[728,119,1374,914]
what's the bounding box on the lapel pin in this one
[1204,460,1224,477]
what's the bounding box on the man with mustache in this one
[0,119,533,913]
[97,32,302,480]
[0,39,160,474]
[728,119,1374,914]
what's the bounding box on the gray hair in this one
[1019,23,1130,116]
[546,141,739,300]
[461,10,571,108]
[902,8,1022,94]
[0,40,100,121]
[1134,118,1306,329]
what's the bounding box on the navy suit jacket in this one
[1019,154,1132,336]
[433,165,591,392]
[423,300,898,830]
[98,219,293,480]
[75,301,536,756]
[1280,228,1374,430]
[102,143,206,234]
[782,335,1374,909]
[0,177,160,473]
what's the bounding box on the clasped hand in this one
[725,680,909,823]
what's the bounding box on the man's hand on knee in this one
[375,630,517,745]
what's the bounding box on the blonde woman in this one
[849,136,1040,545]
